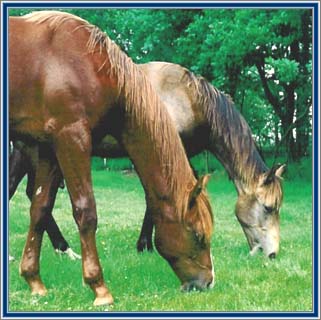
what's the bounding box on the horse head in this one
[235,164,285,258]
[153,175,214,291]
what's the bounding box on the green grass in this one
[8,166,313,312]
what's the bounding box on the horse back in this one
[139,62,204,135]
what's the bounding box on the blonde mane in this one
[24,11,213,236]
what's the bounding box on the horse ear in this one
[275,164,286,178]
[263,164,286,185]
[189,174,211,208]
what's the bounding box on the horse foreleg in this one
[136,206,154,252]
[20,147,60,296]
[54,120,113,306]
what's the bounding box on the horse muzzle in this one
[181,274,214,292]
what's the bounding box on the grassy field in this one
[8,162,313,312]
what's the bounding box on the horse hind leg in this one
[40,174,80,260]
[19,147,61,296]
[54,119,113,306]
[10,143,78,259]
[136,207,154,252]
[34,166,80,259]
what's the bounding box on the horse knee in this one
[20,259,39,278]
[73,198,97,232]
[83,265,101,285]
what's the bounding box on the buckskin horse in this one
[9,11,214,305]
[136,62,285,258]
[10,61,285,260]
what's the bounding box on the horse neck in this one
[125,134,195,210]
[112,65,196,216]
[84,28,196,213]
[201,86,267,195]
[121,117,196,215]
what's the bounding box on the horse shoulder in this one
[139,62,197,134]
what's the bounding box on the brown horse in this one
[9,12,214,305]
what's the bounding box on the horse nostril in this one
[269,252,276,259]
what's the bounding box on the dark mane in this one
[182,69,268,186]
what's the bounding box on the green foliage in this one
[265,57,299,83]
[9,8,312,160]
[278,156,312,181]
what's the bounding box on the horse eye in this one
[263,205,273,214]
[193,232,206,247]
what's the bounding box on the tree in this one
[174,9,312,161]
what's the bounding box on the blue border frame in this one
[1,1,319,319]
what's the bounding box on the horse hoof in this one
[55,248,81,260]
[31,284,47,296]
[93,293,114,306]
[65,248,81,260]
[136,238,153,253]
[25,275,48,296]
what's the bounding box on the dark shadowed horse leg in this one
[20,147,61,296]
[25,166,36,201]
[54,120,113,306]
[44,214,68,251]
[136,207,154,252]
[44,189,80,259]
[9,146,29,199]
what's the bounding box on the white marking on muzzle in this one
[209,252,215,288]
[250,244,261,256]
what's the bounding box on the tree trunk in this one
[293,10,311,158]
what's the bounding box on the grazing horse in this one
[9,12,214,305]
[136,62,285,258]
[10,61,285,259]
